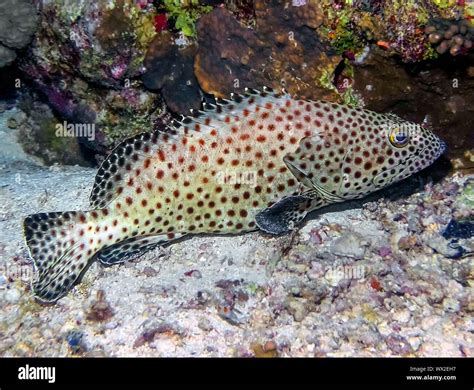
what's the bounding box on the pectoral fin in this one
[284,136,349,203]
[255,191,325,235]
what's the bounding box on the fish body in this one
[23,88,446,302]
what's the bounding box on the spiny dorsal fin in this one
[168,86,287,135]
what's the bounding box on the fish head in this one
[283,114,446,202]
[370,119,446,189]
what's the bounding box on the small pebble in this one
[286,298,308,322]
[6,117,18,129]
[393,309,411,324]
[4,288,21,304]
[329,232,368,260]
[184,269,202,278]
[86,290,114,322]
[442,297,460,313]
[198,317,213,331]
[143,266,158,277]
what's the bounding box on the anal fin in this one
[97,233,183,266]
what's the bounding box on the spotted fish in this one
[23,88,446,302]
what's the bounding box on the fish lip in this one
[438,139,447,156]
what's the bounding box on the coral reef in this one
[318,0,473,62]
[18,0,165,158]
[6,0,474,167]
[161,0,213,37]
[194,4,341,100]
[16,97,91,166]
[425,18,474,55]
[142,32,201,113]
[0,0,38,67]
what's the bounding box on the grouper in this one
[23,88,446,302]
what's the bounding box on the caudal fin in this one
[23,210,106,302]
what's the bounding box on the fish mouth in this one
[437,139,447,158]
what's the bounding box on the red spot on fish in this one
[158,150,166,162]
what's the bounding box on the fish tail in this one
[23,209,112,302]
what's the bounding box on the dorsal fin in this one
[169,87,287,135]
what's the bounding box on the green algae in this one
[163,0,213,37]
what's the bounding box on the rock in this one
[65,329,87,354]
[142,32,201,113]
[385,334,414,356]
[18,0,163,156]
[408,336,422,351]
[134,322,183,348]
[424,233,466,259]
[197,317,213,332]
[397,235,420,251]
[251,341,278,357]
[0,0,38,67]
[85,290,114,322]
[0,337,15,353]
[0,275,8,288]
[6,117,18,129]
[4,288,21,304]
[17,99,90,166]
[329,232,369,260]
[285,298,308,322]
[142,266,159,277]
[184,269,202,279]
[442,219,474,240]
[195,5,340,100]
[352,49,474,168]
[84,350,108,357]
[442,297,460,313]
[393,309,411,324]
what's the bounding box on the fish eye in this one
[389,127,409,148]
